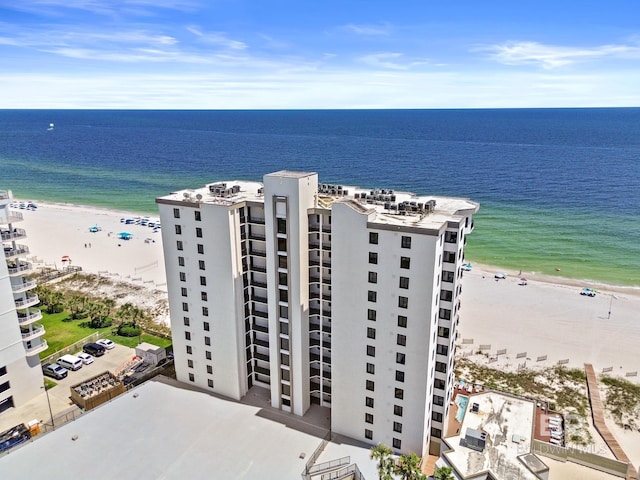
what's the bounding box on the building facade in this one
[0,191,46,414]
[157,171,478,456]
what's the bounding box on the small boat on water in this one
[48,123,54,130]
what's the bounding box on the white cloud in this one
[358,52,429,70]
[0,0,198,16]
[186,26,247,50]
[343,23,391,36]
[481,41,640,69]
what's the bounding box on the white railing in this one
[11,279,37,292]
[7,262,33,275]
[21,324,45,340]
[24,339,48,356]
[3,244,30,258]
[15,294,39,309]
[18,310,43,325]
[1,228,26,241]
[7,212,24,223]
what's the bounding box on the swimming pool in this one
[456,395,469,423]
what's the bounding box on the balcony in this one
[15,294,39,309]
[250,279,268,288]
[310,308,331,318]
[249,233,266,241]
[309,321,331,334]
[310,367,332,380]
[253,295,268,304]
[252,322,269,334]
[1,228,26,241]
[17,309,42,325]
[11,279,37,294]
[21,324,45,341]
[253,337,269,348]
[309,224,320,232]
[249,249,267,257]
[250,264,267,273]
[248,217,265,225]
[3,244,30,259]
[6,211,24,223]
[24,339,48,356]
[310,337,332,350]
[253,351,270,362]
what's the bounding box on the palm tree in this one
[370,443,395,480]
[433,466,454,480]
[396,453,426,480]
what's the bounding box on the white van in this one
[57,354,83,371]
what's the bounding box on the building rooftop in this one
[441,391,548,480]
[0,378,378,480]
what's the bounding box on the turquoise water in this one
[1,109,639,287]
[456,395,469,423]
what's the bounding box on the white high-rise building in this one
[157,171,478,456]
[0,191,46,414]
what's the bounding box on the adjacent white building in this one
[157,171,478,456]
[0,191,46,414]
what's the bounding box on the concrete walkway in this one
[584,364,638,480]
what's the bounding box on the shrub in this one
[118,323,141,337]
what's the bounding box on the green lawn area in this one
[39,312,111,358]
[39,312,172,358]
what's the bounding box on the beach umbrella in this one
[118,232,133,240]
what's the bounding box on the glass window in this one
[367,309,377,321]
[369,232,378,244]
[206,365,213,374]
[207,379,214,388]
[438,326,450,338]
[439,308,451,320]
[203,322,210,331]
[188,373,194,382]
[396,353,405,365]
[365,429,373,440]
[195,227,203,238]
[185,331,191,340]
[369,252,378,264]
[205,351,212,360]
[366,397,374,408]
[368,290,377,302]
[200,276,207,286]
[202,306,209,316]
[179,272,186,282]
[398,296,408,309]
[440,289,453,301]
[194,210,201,221]
[201,291,208,301]
[392,438,401,449]
[367,327,376,339]
[395,370,405,382]
[176,240,183,251]
[400,256,410,269]
[432,411,443,422]
[366,345,376,357]
[395,388,404,400]
[182,302,189,312]
[187,359,193,368]
[397,316,407,328]
[393,422,402,433]
[181,287,188,297]
[397,334,406,346]
[394,405,403,416]
[401,236,411,249]
[366,380,375,391]
[436,344,449,356]
[178,256,185,266]
[186,345,192,354]
[368,271,377,283]
[399,277,409,289]
[197,244,204,254]
[183,317,190,326]
[199,260,206,270]
[434,395,445,406]
[204,336,211,346]
[175,224,182,235]
[366,363,375,374]
[431,427,442,438]
[173,208,180,218]
[365,413,374,424]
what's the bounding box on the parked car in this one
[77,352,94,365]
[83,342,106,357]
[42,363,68,380]
[97,338,115,350]
[57,354,83,371]
[0,424,31,453]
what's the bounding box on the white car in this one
[97,339,116,350]
[77,352,94,365]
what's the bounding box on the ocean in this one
[1,109,639,287]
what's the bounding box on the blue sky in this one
[1,0,639,108]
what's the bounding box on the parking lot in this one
[0,344,136,432]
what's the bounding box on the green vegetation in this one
[370,444,426,480]
[39,311,111,358]
[43,378,57,390]
[434,466,455,480]
[601,376,640,429]
[105,333,172,349]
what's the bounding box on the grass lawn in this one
[106,333,172,350]
[39,312,111,359]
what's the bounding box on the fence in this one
[302,431,332,479]
[40,331,105,364]
[532,440,630,477]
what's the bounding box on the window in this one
[203,322,210,331]
[183,317,190,326]
[176,240,183,251]
[194,210,201,221]
[439,308,451,320]
[434,395,445,406]
[367,309,377,321]
[397,334,406,346]
[178,256,185,267]
[366,345,376,357]
[185,331,191,340]
[279,305,288,318]
[395,388,404,400]
[175,224,182,235]
[368,271,377,283]
[200,276,207,286]
[399,277,409,289]
[181,287,188,297]
[179,272,186,282]
[365,429,373,440]
[205,351,212,360]
[431,427,442,438]
[277,238,287,251]
[400,256,410,269]
[435,362,447,373]
[393,422,403,433]
[280,337,289,351]
[201,292,208,301]
[196,227,203,238]
[278,256,287,268]
[366,397,374,408]
[279,272,288,286]
[367,327,376,339]
[173,208,180,218]
[281,368,290,381]
[187,359,193,368]
[396,353,405,365]
[444,251,456,263]
[199,260,206,270]
[398,296,408,309]
[279,321,289,335]
[394,405,403,416]
[392,438,401,449]
[397,316,407,328]
[366,363,375,374]
[204,336,211,346]
[365,413,374,424]
[440,289,453,302]
[369,232,378,244]
[434,378,446,390]
[202,306,209,316]
[368,290,377,302]
[280,353,290,366]
[208,379,214,388]
[279,289,288,302]
[432,411,443,422]
[368,252,378,264]
[401,236,411,249]
[438,326,450,338]
[395,371,405,382]
[277,218,287,234]
[188,373,194,382]
[197,244,204,254]
[182,302,189,312]
[436,344,449,356]
[443,270,454,283]
[186,345,192,354]
[0,366,7,377]
[445,231,458,243]
[366,380,375,391]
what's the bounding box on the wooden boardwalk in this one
[584,364,638,480]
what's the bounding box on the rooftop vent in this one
[461,428,487,452]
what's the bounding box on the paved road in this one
[0,344,135,432]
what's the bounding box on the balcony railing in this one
[1,228,26,241]
[21,324,45,340]
[11,279,37,293]
[17,309,42,325]
[15,294,39,309]
[248,217,265,225]
[7,212,24,223]
[24,339,48,356]
[252,322,269,334]
[3,244,30,259]
[249,249,267,257]
[7,261,33,275]
[249,233,266,241]
[253,295,268,304]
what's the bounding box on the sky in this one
[1,0,639,109]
